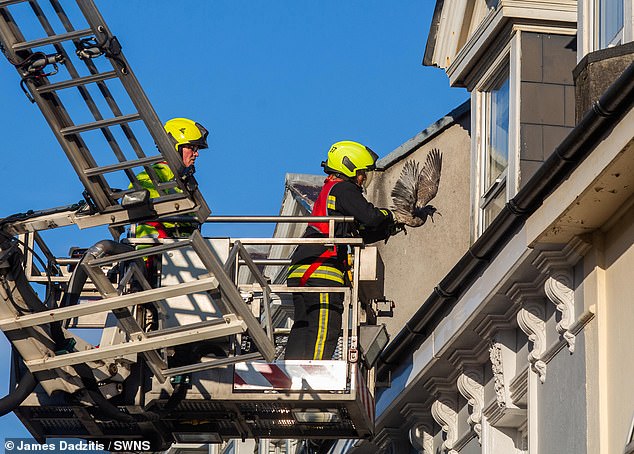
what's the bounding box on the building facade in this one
[224,2,634,453]
[367,1,634,454]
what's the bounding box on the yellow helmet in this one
[321,141,378,178]
[164,118,209,151]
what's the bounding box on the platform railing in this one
[3,215,368,388]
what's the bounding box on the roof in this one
[284,173,324,212]
[422,0,445,67]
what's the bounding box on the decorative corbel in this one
[544,270,575,351]
[507,279,548,383]
[517,301,547,383]
[457,369,484,441]
[534,237,590,353]
[431,398,458,454]
[447,341,487,444]
[402,403,434,454]
[425,376,459,454]
[409,423,434,454]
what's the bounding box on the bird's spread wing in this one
[391,160,420,220]
[416,148,442,208]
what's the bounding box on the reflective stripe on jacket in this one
[287,263,344,285]
[289,177,393,278]
[131,162,192,238]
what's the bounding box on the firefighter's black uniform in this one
[285,175,394,360]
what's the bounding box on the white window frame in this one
[579,0,633,57]
[597,0,625,47]
[471,34,520,239]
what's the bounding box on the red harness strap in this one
[144,221,170,238]
[299,176,343,286]
[299,249,337,287]
[308,176,341,234]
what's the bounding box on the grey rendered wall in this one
[459,436,483,454]
[537,330,587,454]
[365,118,471,339]
[520,32,576,184]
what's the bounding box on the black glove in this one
[384,222,406,243]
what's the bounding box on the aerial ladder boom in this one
[0,0,388,450]
[0,0,210,229]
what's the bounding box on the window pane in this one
[483,184,506,228]
[599,0,623,47]
[486,77,509,189]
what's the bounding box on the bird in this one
[390,148,442,227]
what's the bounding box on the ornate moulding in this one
[533,237,591,353]
[489,340,508,408]
[457,370,485,441]
[431,399,458,454]
[447,341,488,443]
[507,279,548,383]
[401,403,435,454]
[425,376,459,454]
[517,300,548,383]
[474,306,519,411]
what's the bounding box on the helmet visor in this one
[190,122,209,149]
[362,170,375,189]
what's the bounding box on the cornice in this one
[447,338,490,368]
[473,304,519,338]
[506,276,546,305]
[374,428,403,453]
[424,373,460,397]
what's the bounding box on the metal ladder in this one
[0,231,277,385]
[0,0,210,229]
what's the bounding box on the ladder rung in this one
[0,0,28,7]
[59,113,141,135]
[37,71,118,94]
[12,28,93,51]
[84,155,164,177]
[110,181,178,200]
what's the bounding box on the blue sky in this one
[0,0,467,440]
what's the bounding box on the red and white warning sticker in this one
[233,360,348,391]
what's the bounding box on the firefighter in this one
[285,141,397,360]
[134,117,209,239]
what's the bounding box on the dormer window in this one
[423,1,577,240]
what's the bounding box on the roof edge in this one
[423,0,445,67]
[376,99,470,170]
